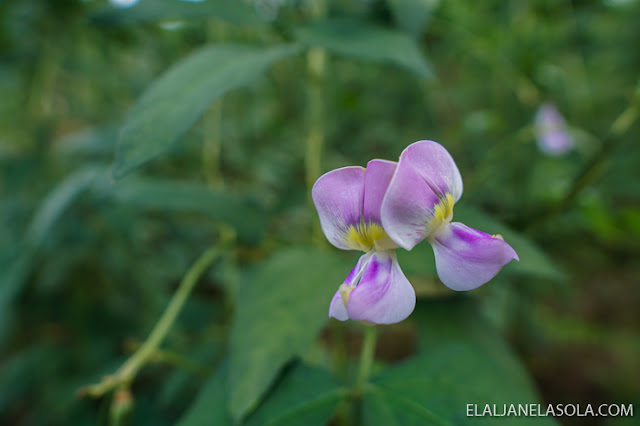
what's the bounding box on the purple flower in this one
[534,102,574,156]
[382,141,519,291]
[312,141,519,325]
[312,160,416,324]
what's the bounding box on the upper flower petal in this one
[312,166,365,250]
[346,251,416,325]
[363,159,397,224]
[399,141,463,201]
[429,222,519,291]
[381,141,463,251]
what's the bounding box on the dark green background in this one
[1,0,638,425]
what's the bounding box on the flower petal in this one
[329,290,348,321]
[363,159,397,224]
[535,103,573,156]
[312,166,365,250]
[399,140,463,201]
[329,253,370,321]
[429,222,519,291]
[346,251,416,325]
[380,153,440,250]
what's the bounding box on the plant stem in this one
[79,244,225,398]
[304,0,328,244]
[356,325,378,392]
[203,100,224,188]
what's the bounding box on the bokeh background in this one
[1,0,639,425]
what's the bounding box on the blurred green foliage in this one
[1,0,639,425]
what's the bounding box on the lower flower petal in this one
[329,290,349,321]
[429,222,519,291]
[329,253,370,321]
[346,251,416,325]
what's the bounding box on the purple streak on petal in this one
[381,152,440,251]
[329,253,369,321]
[312,166,365,250]
[346,251,416,325]
[429,222,519,291]
[363,159,397,225]
[399,141,463,201]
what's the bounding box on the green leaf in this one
[109,177,266,243]
[92,0,262,26]
[177,362,232,426]
[294,18,433,78]
[455,205,565,280]
[229,247,354,421]
[387,0,440,38]
[179,362,345,426]
[113,44,300,178]
[245,364,346,426]
[362,298,558,425]
[25,166,106,248]
[363,385,451,426]
[1,166,106,346]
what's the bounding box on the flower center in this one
[428,193,455,237]
[345,222,388,251]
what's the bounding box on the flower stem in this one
[78,243,227,398]
[356,325,378,392]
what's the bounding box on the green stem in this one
[203,100,224,188]
[79,244,226,398]
[304,0,328,244]
[304,47,326,192]
[356,326,378,392]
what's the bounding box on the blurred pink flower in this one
[535,102,574,156]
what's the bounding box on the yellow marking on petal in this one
[345,222,389,251]
[428,193,455,236]
[492,234,504,240]
[339,284,354,309]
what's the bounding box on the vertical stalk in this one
[203,101,224,188]
[202,19,225,188]
[356,325,378,392]
[305,0,328,244]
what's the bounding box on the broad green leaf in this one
[229,247,353,421]
[179,362,345,426]
[177,362,232,426]
[412,298,537,383]
[25,166,106,248]
[387,0,440,37]
[245,364,346,426]
[113,44,300,178]
[455,205,565,280]
[109,177,266,243]
[363,385,451,426]
[294,18,433,78]
[1,166,106,347]
[362,298,557,425]
[92,0,262,26]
